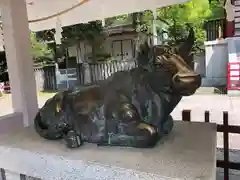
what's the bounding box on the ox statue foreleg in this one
[97,122,159,148]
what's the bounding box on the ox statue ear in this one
[178,25,195,67]
[119,93,130,103]
[136,34,152,69]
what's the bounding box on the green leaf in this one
[30,32,54,63]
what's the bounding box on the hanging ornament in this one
[54,17,63,45]
[151,8,158,45]
[101,1,105,27]
[225,0,234,22]
[0,24,4,52]
[152,8,157,19]
[102,18,105,27]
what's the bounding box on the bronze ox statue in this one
[34,30,201,148]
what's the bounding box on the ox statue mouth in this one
[172,73,202,96]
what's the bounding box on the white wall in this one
[194,53,205,77]
[202,40,228,87]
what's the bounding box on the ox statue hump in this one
[34,32,201,149]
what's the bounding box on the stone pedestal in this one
[0,121,217,180]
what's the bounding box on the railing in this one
[182,110,240,180]
[227,62,240,90]
[89,60,137,83]
[76,60,174,85]
[33,61,175,91]
[76,60,138,85]
[34,66,57,91]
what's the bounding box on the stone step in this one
[235,12,240,18]
[235,6,240,12]
[236,1,240,6]
[235,16,240,23]
[235,22,240,29]
[235,27,240,32]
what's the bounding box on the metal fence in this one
[204,18,225,41]
[34,61,138,91]
[182,110,240,180]
[82,60,138,84]
[34,66,57,91]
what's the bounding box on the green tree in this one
[0,32,54,78]
[133,0,225,54]
[30,32,54,65]
[36,21,104,62]
[207,0,225,20]
[159,0,211,46]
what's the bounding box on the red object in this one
[227,62,240,90]
[226,20,234,37]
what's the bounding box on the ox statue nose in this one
[172,73,201,95]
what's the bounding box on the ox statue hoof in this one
[161,115,174,136]
[63,130,83,149]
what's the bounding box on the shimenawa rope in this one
[28,0,89,23]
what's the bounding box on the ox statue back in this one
[34,30,201,149]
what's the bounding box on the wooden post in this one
[182,110,191,121]
[223,111,229,180]
[0,168,6,180]
[19,174,26,180]
[204,111,210,123]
